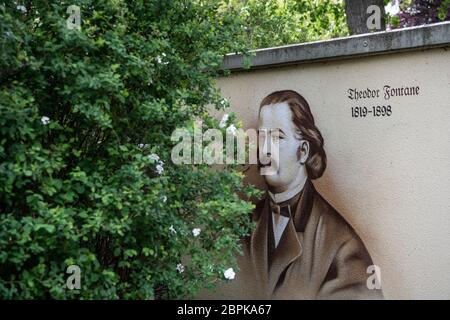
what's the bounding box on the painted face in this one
[258,102,305,192]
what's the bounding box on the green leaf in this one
[34,224,55,233]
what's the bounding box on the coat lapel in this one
[249,197,269,294]
[268,218,302,294]
[293,179,315,232]
[249,181,316,297]
[267,180,315,295]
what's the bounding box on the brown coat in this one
[198,180,383,300]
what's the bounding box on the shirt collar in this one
[267,179,306,204]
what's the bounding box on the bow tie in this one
[269,201,292,218]
[268,188,303,219]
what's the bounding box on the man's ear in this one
[298,140,310,164]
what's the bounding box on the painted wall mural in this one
[199,46,450,299]
[199,90,384,299]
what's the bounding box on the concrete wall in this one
[215,22,450,299]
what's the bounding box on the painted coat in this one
[198,180,383,300]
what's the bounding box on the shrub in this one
[0,0,258,299]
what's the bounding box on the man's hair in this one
[259,90,326,180]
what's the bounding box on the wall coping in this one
[223,21,450,71]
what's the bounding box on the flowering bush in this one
[0,1,258,299]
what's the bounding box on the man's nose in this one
[259,136,272,166]
[261,135,271,156]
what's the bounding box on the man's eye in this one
[272,135,284,141]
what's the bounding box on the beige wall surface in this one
[215,47,450,299]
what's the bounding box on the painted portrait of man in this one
[198,90,383,300]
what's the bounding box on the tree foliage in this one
[232,0,349,49]
[0,0,258,299]
[388,0,450,29]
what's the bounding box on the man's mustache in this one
[258,159,274,168]
[257,154,279,176]
[257,145,277,163]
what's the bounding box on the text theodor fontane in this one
[346,85,420,118]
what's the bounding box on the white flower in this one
[176,263,185,273]
[169,225,177,234]
[219,113,229,128]
[192,228,201,237]
[226,124,237,136]
[41,116,50,125]
[17,5,27,13]
[138,143,149,148]
[385,0,400,16]
[155,160,164,175]
[156,164,164,175]
[219,98,228,108]
[156,53,169,65]
[162,195,167,203]
[224,268,235,280]
[148,153,159,161]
